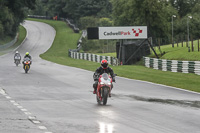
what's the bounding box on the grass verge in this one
[0,36,14,45]
[28,18,200,93]
[95,52,116,57]
[151,41,200,61]
[95,41,200,61]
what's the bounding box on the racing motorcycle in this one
[95,73,113,105]
[23,57,31,73]
[14,56,21,66]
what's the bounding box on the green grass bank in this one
[153,42,200,61]
[97,42,200,61]
[28,18,200,93]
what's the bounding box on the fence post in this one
[177,37,178,47]
[186,35,188,47]
[158,38,160,49]
[192,37,194,52]
[182,36,183,47]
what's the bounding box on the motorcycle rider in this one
[14,51,21,63]
[23,52,32,69]
[24,52,32,60]
[93,59,115,97]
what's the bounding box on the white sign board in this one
[99,26,147,40]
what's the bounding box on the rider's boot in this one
[93,83,97,94]
[109,84,113,97]
[93,89,96,94]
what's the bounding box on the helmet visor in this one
[102,63,108,68]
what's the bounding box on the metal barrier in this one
[0,33,18,50]
[28,15,80,33]
[69,51,118,66]
[143,57,200,75]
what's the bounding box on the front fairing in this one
[23,57,31,64]
[14,56,21,60]
[97,73,112,91]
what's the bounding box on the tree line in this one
[1,0,200,45]
[31,0,200,45]
[0,0,36,39]
[112,0,200,44]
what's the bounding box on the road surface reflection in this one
[99,122,114,133]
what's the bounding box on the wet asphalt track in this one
[0,21,200,133]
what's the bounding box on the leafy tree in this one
[173,1,200,40]
[0,0,36,38]
[0,22,3,37]
[169,0,198,18]
[62,0,111,21]
[190,2,200,39]
[47,0,67,17]
[111,0,177,43]
[29,0,48,16]
[0,6,14,37]
[79,16,98,29]
[79,16,113,29]
[111,0,133,26]
[97,18,113,27]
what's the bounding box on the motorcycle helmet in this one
[16,51,19,54]
[26,52,29,55]
[101,59,108,69]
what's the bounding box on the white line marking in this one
[0,87,54,133]
[38,126,47,130]
[32,120,40,124]
[21,109,28,112]
[13,103,19,106]
[24,112,32,115]
[0,88,6,95]
[17,106,23,109]
[10,100,15,103]
[5,96,11,99]
[117,76,200,95]
[28,116,36,120]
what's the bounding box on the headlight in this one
[100,82,104,85]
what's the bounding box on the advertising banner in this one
[99,26,147,40]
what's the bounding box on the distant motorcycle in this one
[23,57,31,73]
[96,73,113,105]
[14,56,21,66]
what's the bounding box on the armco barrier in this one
[0,34,18,50]
[69,51,118,66]
[28,15,79,33]
[143,57,200,75]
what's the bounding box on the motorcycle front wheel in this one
[25,65,29,73]
[103,88,109,105]
[16,60,19,66]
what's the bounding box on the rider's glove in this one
[112,77,115,82]
[93,73,99,81]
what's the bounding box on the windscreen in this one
[24,57,30,61]
[102,73,109,80]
